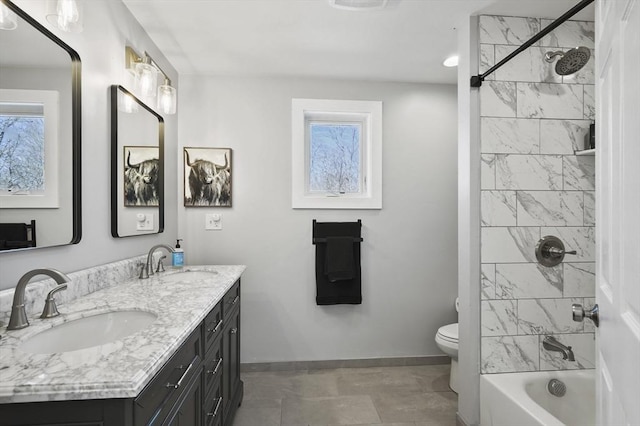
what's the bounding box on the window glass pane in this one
[0,113,45,192]
[309,122,361,193]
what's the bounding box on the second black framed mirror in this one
[110,85,164,238]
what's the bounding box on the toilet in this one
[435,323,459,392]
[435,298,459,393]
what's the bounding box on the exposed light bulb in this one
[157,82,177,115]
[119,93,139,113]
[57,0,79,30]
[47,0,83,32]
[443,55,459,67]
[0,3,18,30]
[135,61,157,99]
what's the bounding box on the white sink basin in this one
[20,310,158,354]
[161,270,218,283]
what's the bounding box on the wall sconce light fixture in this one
[126,46,177,115]
[46,0,83,33]
[0,2,18,30]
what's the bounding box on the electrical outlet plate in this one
[205,213,222,230]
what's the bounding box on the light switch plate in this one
[205,213,222,230]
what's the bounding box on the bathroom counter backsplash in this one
[0,263,246,403]
[0,255,155,327]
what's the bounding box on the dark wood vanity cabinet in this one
[0,279,242,426]
[162,370,204,426]
[221,280,242,426]
[134,324,203,425]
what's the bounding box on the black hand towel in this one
[313,220,362,305]
[324,236,355,282]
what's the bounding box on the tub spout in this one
[543,336,575,361]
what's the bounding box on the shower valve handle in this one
[546,247,577,257]
[535,236,576,267]
[572,303,599,328]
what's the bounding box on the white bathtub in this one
[480,370,595,426]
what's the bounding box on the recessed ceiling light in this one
[443,55,459,67]
[328,0,388,11]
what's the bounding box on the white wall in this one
[178,76,458,362]
[0,0,178,290]
[457,15,482,426]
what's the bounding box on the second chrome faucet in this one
[140,244,175,279]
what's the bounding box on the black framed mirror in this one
[0,0,81,252]
[110,85,164,238]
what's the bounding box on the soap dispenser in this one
[172,239,184,268]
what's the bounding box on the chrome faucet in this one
[140,244,175,279]
[543,336,575,361]
[8,268,72,330]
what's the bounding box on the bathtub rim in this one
[480,369,595,426]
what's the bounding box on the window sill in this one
[292,194,382,210]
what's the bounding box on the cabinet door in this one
[222,306,240,416]
[162,369,203,426]
[203,302,223,353]
[203,338,223,398]
[204,378,223,426]
[135,328,203,426]
[228,308,240,403]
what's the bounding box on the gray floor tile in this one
[243,370,339,400]
[415,420,458,426]
[335,367,424,396]
[234,363,457,426]
[327,423,416,426]
[309,366,388,375]
[243,369,310,378]
[233,398,282,426]
[371,391,457,423]
[281,395,381,426]
[394,364,452,392]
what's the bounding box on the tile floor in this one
[232,363,457,426]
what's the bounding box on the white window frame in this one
[0,89,59,208]
[292,98,382,209]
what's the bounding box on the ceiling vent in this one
[328,0,388,11]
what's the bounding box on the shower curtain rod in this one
[470,0,594,88]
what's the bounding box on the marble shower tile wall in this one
[478,15,596,374]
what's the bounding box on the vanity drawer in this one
[134,325,203,426]
[203,338,223,397]
[204,377,223,426]
[203,302,223,351]
[222,280,240,319]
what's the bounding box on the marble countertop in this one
[0,265,245,404]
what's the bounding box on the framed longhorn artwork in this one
[123,146,159,207]
[183,147,232,207]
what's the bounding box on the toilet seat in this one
[436,323,458,343]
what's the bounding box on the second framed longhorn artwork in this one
[124,146,159,207]
[183,147,232,207]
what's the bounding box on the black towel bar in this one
[312,219,363,245]
[312,237,363,244]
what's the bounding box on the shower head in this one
[544,46,591,76]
